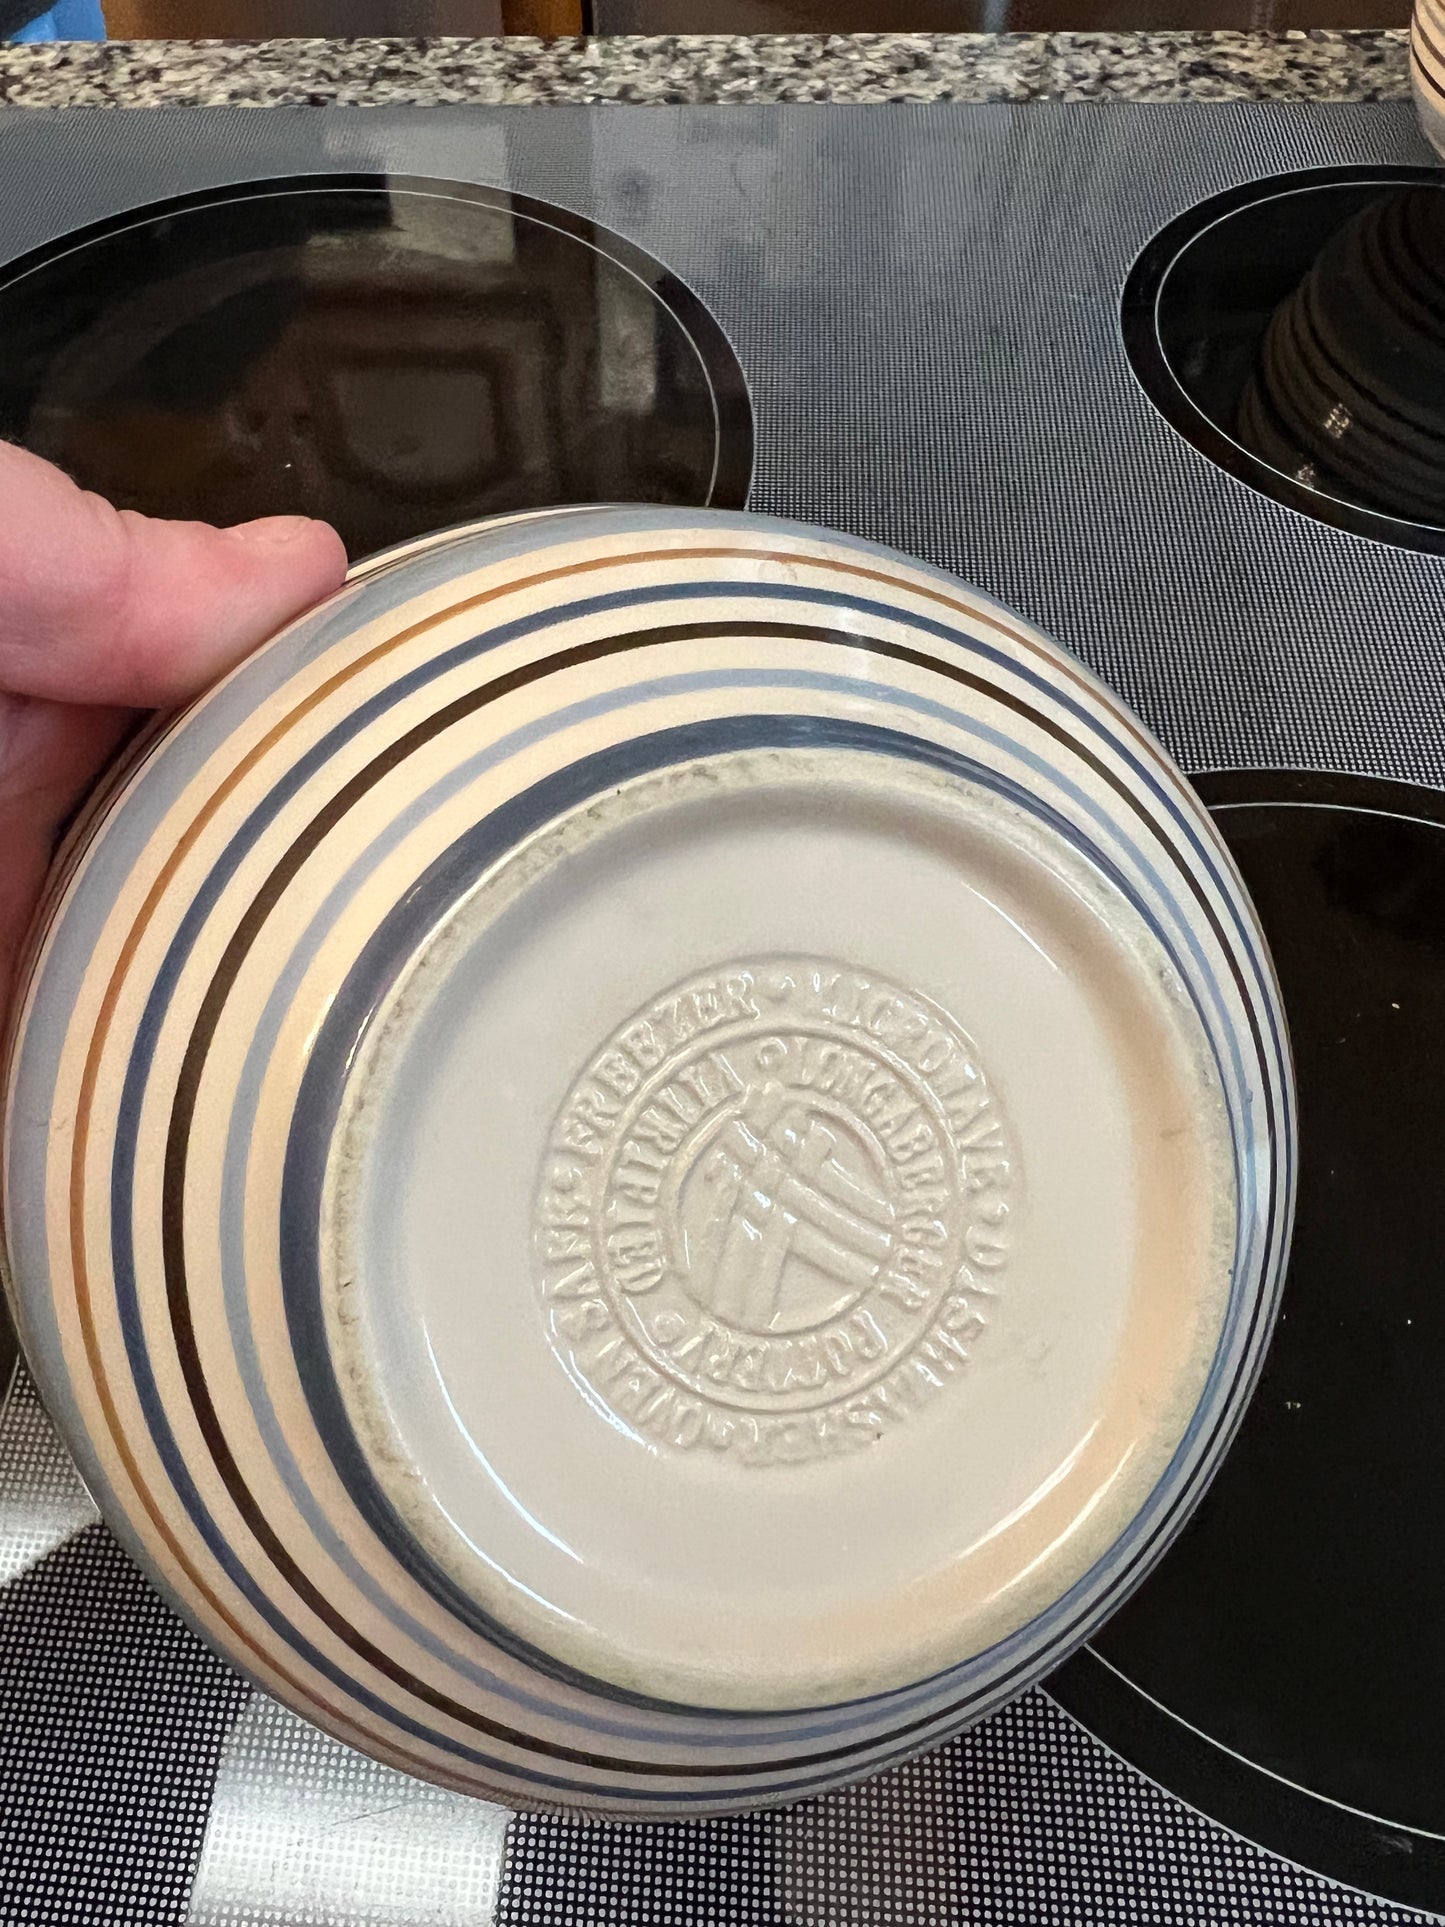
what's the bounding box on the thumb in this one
[0,441,349,708]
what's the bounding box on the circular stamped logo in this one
[534,959,1015,1466]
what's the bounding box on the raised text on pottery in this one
[535,960,1015,1466]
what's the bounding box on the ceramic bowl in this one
[1412,0,1445,160]
[1,507,1294,1815]
[0,1297,15,1420]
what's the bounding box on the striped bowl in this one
[1413,0,1445,157]
[1,508,1295,1815]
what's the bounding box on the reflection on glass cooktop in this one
[1123,169,1445,553]
[1051,769,1445,1916]
[0,175,754,561]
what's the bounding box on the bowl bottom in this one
[322,744,1235,1712]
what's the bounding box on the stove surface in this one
[0,97,1442,1927]
[0,173,752,555]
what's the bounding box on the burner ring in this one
[1122,167,1445,556]
[0,173,754,561]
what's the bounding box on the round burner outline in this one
[1050,766,1445,1916]
[0,172,754,561]
[1121,168,1445,556]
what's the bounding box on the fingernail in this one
[227,515,326,550]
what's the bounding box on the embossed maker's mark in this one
[534,959,1016,1467]
[687,1076,896,1329]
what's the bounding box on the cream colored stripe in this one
[1411,3,1445,89]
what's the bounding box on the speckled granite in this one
[0,29,1413,109]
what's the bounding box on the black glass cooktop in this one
[1051,769,1445,1915]
[0,175,753,561]
[1124,169,1445,553]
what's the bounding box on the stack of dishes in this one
[1238,184,1445,528]
[0,507,1294,1815]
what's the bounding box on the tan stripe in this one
[62,533,1183,1769]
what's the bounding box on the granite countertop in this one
[0,28,1413,108]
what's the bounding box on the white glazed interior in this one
[325,745,1235,1712]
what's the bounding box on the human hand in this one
[0,440,348,1022]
